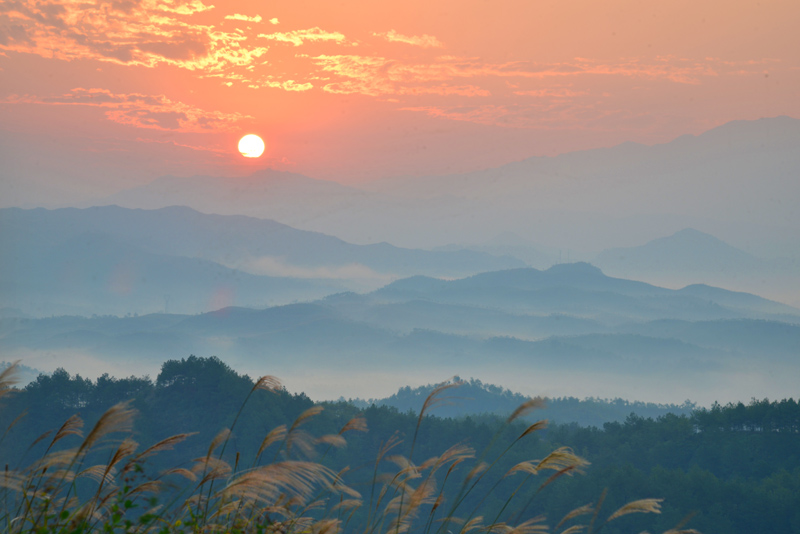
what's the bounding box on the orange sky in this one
[1,0,798,195]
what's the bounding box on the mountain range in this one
[593,228,800,306]
[3,117,799,403]
[95,116,800,261]
[0,205,521,316]
[2,261,797,405]
[79,116,800,306]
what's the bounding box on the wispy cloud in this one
[312,55,491,97]
[512,87,590,98]
[258,27,346,47]
[154,0,216,16]
[375,30,443,48]
[251,80,314,91]
[225,14,263,23]
[401,102,652,131]
[0,0,786,136]
[308,53,729,104]
[313,54,723,88]
[12,88,250,132]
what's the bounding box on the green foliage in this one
[350,377,696,426]
[7,356,798,533]
[0,358,702,534]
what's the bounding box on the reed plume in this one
[0,362,697,534]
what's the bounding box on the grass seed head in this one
[508,398,547,423]
[606,498,663,521]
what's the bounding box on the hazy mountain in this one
[620,318,800,361]
[4,264,797,404]
[325,295,606,339]
[87,117,800,306]
[677,284,799,316]
[351,116,800,256]
[4,303,797,405]
[0,205,528,316]
[0,230,344,317]
[1,205,522,282]
[370,263,797,324]
[97,170,366,227]
[94,117,800,257]
[594,229,800,308]
[432,232,564,270]
[596,228,761,273]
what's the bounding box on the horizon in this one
[2,114,798,206]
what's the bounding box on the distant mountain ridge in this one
[347,377,696,427]
[4,261,797,404]
[596,229,761,273]
[93,117,800,256]
[1,205,520,275]
[594,228,800,307]
[373,262,798,320]
[84,117,800,307]
[0,228,344,316]
[97,170,363,220]
[0,205,523,316]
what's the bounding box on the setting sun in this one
[238,134,265,158]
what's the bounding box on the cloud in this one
[0,0,783,132]
[258,27,346,47]
[16,88,251,132]
[257,80,314,91]
[0,0,268,76]
[375,30,443,48]
[225,14,263,23]
[306,53,773,124]
[310,54,723,99]
[324,80,488,97]
[312,55,491,97]
[401,85,489,97]
[155,0,215,15]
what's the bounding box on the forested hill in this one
[349,377,696,426]
[2,357,799,534]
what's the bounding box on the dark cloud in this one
[96,43,136,62]
[0,23,31,45]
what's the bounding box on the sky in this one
[1,0,799,204]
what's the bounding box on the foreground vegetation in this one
[3,356,796,533]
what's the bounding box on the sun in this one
[238,134,265,158]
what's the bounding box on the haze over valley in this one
[2,181,798,405]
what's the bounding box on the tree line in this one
[2,356,799,533]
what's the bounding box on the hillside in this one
[0,205,522,316]
[3,264,797,405]
[1,357,798,534]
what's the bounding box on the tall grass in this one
[0,363,698,533]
